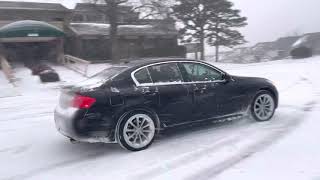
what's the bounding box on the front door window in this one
[181,63,224,82]
[179,62,223,119]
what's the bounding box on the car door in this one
[133,67,159,108]
[212,78,248,116]
[179,62,221,120]
[180,62,247,117]
[147,62,193,126]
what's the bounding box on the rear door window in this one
[148,63,183,83]
[134,68,152,84]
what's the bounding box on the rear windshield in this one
[76,66,127,87]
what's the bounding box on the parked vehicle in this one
[54,58,278,151]
[39,69,60,82]
[31,64,52,75]
[30,64,60,82]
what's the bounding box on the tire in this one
[250,90,276,122]
[117,111,156,151]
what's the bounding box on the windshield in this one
[76,66,127,88]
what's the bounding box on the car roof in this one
[105,58,227,80]
[118,58,201,69]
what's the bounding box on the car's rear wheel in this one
[251,90,276,121]
[117,112,156,151]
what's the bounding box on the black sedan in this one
[54,59,278,151]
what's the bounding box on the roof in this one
[292,32,320,48]
[74,3,132,12]
[274,36,301,50]
[304,32,320,38]
[254,42,274,46]
[0,20,64,39]
[0,1,68,11]
[70,23,178,37]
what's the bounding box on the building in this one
[291,32,320,58]
[273,36,301,58]
[219,35,302,63]
[67,3,184,61]
[0,1,184,65]
[0,1,70,28]
[72,3,139,24]
[0,1,71,65]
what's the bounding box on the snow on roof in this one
[74,3,132,12]
[292,36,309,48]
[0,1,68,11]
[70,23,178,37]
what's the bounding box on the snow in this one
[0,70,19,98]
[215,107,320,180]
[1,57,320,179]
[70,23,111,28]
[292,35,309,48]
[70,23,153,29]
[214,58,320,180]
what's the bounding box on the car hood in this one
[231,75,270,83]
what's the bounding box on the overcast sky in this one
[232,0,320,45]
[3,0,320,46]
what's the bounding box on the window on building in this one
[86,14,104,22]
[143,39,156,49]
[73,14,84,22]
[52,17,64,21]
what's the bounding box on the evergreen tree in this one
[172,0,247,61]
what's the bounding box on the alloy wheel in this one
[253,94,275,121]
[123,114,155,149]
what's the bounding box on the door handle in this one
[194,85,207,92]
[143,91,158,96]
[201,85,207,90]
[141,87,158,95]
[193,87,207,94]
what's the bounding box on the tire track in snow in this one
[1,145,122,180]
[134,104,313,180]
[184,107,314,180]
[133,133,249,180]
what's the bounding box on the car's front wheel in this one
[117,112,156,151]
[251,90,276,121]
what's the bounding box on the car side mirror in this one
[222,73,232,83]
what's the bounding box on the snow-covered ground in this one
[0,57,319,180]
[0,70,19,98]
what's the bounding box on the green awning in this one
[0,20,64,39]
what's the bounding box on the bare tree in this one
[83,0,128,63]
[134,0,174,19]
[82,0,174,63]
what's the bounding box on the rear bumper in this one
[54,107,115,143]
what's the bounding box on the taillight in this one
[72,95,96,109]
